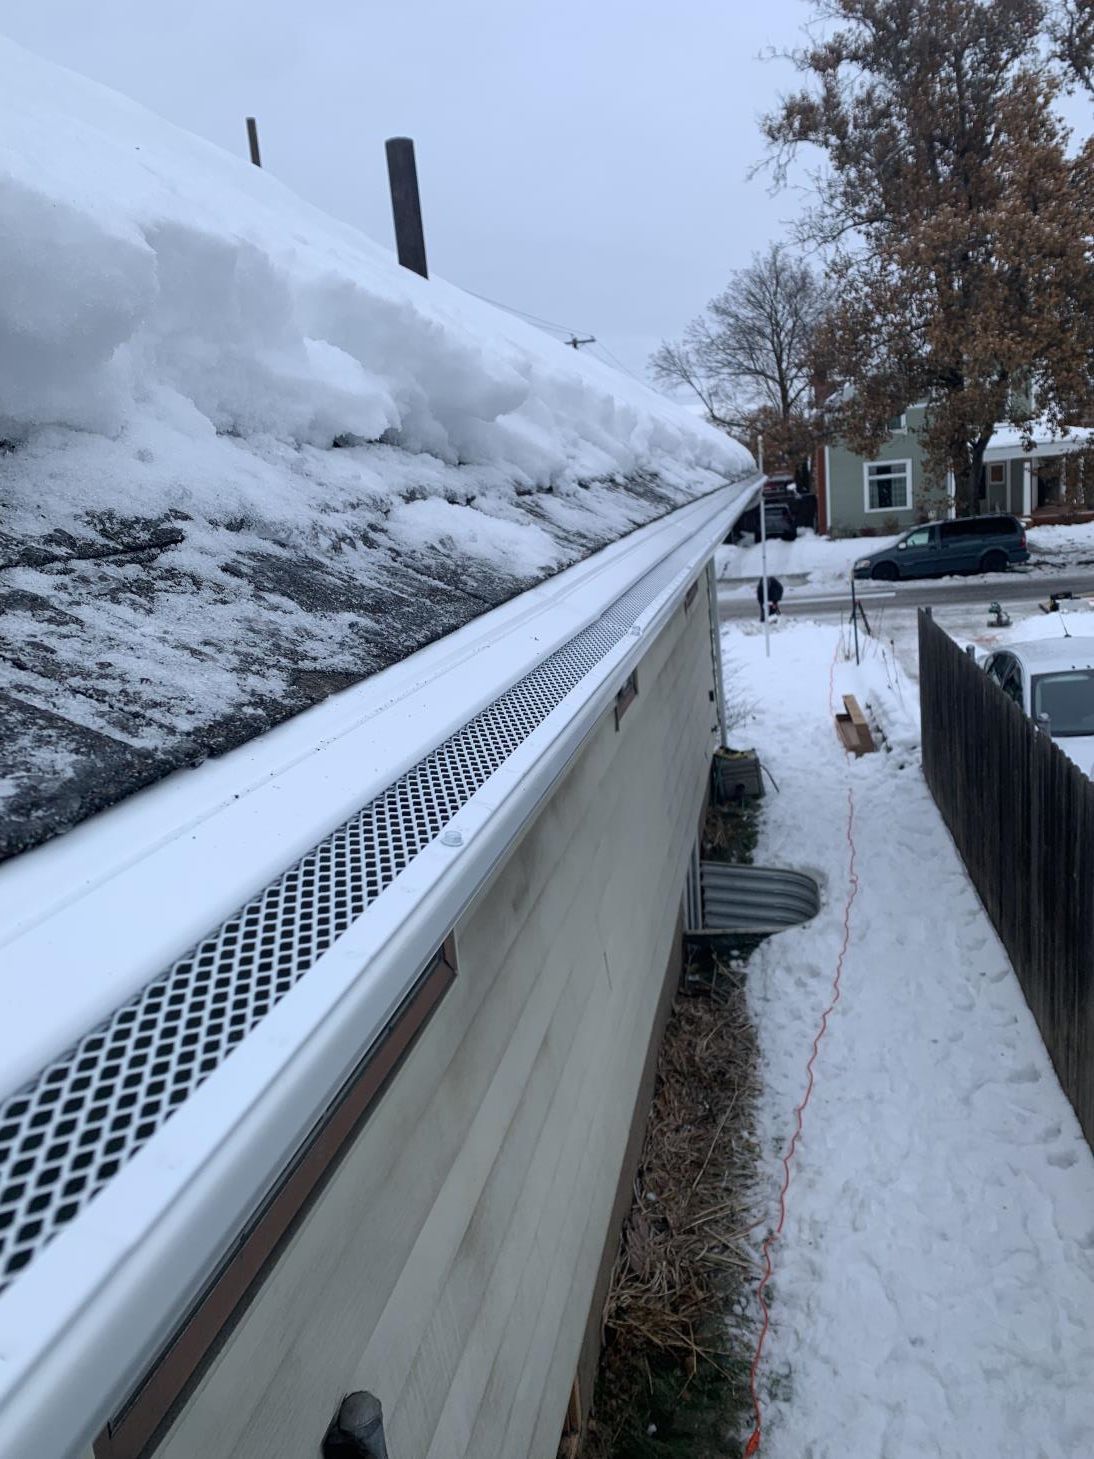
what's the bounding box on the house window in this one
[988,464,1006,486]
[887,412,907,433]
[864,459,912,513]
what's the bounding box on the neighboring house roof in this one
[0,35,753,864]
[822,394,1093,461]
[983,422,1094,461]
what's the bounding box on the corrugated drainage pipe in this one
[698,862,820,935]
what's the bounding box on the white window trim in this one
[863,458,913,514]
[888,412,908,434]
[988,463,1006,486]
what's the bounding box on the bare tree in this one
[650,245,826,474]
[764,0,1094,516]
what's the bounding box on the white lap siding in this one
[149,578,718,1459]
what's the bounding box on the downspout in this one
[818,445,830,536]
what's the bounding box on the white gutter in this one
[0,474,758,1459]
[0,478,751,1097]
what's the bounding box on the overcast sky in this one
[2,0,814,381]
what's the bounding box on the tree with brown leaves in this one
[1052,0,1094,93]
[649,245,826,481]
[765,0,1094,515]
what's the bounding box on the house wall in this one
[981,458,1030,516]
[826,405,947,534]
[1009,459,1027,516]
[147,573,719,1459]
[985,461,1009,514]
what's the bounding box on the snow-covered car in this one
[978,638,1094,773]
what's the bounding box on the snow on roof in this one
[983,421,1094,460]
[0,35,752,861]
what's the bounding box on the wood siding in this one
[147,576,719,1459]
[919,610,1094,1150]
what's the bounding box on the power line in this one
[587,341,647,385]
[459,284,649,386]
[460,287,583,339]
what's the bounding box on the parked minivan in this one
[852,515,1029,581]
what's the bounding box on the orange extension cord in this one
[743,648,860,1455]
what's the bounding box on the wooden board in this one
[835,694,876,756]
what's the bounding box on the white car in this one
[979,638,1094,773]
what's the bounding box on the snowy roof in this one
[982,421,1094,461]
[0,35,752,863]
[821,385,1093,461]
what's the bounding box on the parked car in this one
[760,477,819,530]
[976,638,1094,774]
[727,502,798,544]
[852,515,1029,581]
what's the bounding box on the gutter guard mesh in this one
[0,564,677,1289]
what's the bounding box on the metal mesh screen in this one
[0,565,679,1288]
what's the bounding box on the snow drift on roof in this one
[0,35,753,860]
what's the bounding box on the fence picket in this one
[918,610,1094,1150]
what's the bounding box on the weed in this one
[579,951,763,1459]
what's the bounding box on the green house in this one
[815,402,1090,535]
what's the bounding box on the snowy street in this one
[726,619,1094,1458]
[717,523,1094,599]
[718,568,1094,620]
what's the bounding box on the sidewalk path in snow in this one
[724,619,1094,1459]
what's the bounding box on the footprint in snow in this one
[1006,1062,1041,1085]
[1046,1148,1078,1170]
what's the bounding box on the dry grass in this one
[701,802,759,865]
[580,953,762,1458]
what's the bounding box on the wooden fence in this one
[918,609,1094,1149]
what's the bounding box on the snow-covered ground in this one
[1027,523,1094,564]
[716,530,891,593]
[717,522,1094,592]
[725,619,1094,1458]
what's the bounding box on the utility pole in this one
[566,336,596,350]
[385,137,429,280]
[245,117,262,168]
